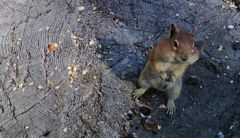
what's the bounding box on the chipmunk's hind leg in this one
[164,78,182,115]
[133,76,151,101]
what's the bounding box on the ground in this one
[0,0,239,138]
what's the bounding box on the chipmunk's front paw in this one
[166,100,175,115]
[159,72,168,80]
[133,88,146,101]
[166,74,176,82]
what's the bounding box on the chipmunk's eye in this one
[173,40,179,49]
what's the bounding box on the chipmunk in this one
[134,24,199,115]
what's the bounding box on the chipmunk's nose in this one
[181,56,188,61]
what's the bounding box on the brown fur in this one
[134,24,199,115]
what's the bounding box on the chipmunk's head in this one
[169,24,197,63]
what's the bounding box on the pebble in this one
[229,4,237,8]
[82,69,88,75]
[38,85,43,90]
[89,39,95,46]
[19,83,24,88]
[55,86,60,90]
[78,6,85,11]
[93,6,97,10]
[159,104,167,109]
[217,45,224,51]
[97,54,102,58]
[13,87,17,91]
[217,131,224,138]
[110,11,114,15]
[25,126,29,130]
[227,25,234,29]
[45,27,50,31]
[188,2,195,6]
[176,13,180,16]
[63,127,68,133]
[17,37,22,41]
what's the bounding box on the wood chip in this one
[48,42,58,52]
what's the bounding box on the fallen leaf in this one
[143,120,161,133]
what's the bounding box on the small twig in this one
[80,116,100,134]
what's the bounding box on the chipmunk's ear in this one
[190,26,197,36]
[170,24,179,38]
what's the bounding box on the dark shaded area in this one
[97,38,146,82]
